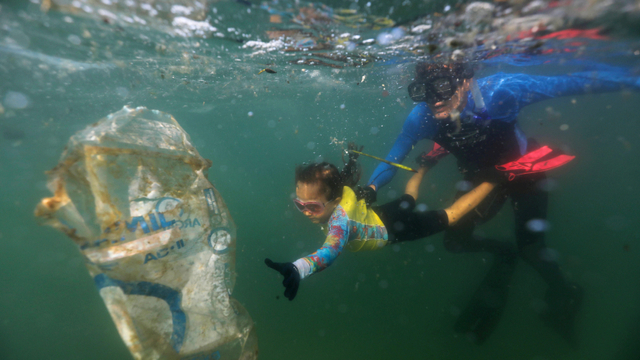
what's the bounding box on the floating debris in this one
[258,68,277,74]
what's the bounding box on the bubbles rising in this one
[526,219,550,232]
[455,180,473,192]
[3,91,29,109]
[67,34,82,45]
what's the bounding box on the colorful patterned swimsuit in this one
[293,186,388,279]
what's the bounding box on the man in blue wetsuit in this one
[363,61,639,344]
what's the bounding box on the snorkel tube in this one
[469,77,490,122]
[470,78,485,110]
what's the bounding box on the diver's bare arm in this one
[404,167,429,200]
[444,182,496,225]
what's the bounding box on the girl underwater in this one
[265,144,496,301]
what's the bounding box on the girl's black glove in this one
[265,259,300,301]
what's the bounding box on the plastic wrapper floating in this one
[35,106,258,360]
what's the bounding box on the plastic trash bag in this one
[35,106,258,360]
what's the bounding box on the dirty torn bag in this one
[35,106,258,360]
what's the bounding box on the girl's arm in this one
[293,207,349,279]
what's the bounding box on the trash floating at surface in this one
[35,106,258,360]
[258,68,277,74]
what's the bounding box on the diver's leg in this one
[433,189,518,344]
[510,174,565,288]
[442,186,514,256]
[377,186,518,343]
[445,214,518,344]
[511,174,583,344]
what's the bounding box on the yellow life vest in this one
[323,186,388,252]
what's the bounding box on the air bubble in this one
[539,248,560,262]
[391,28,405,39]
[416,203,428,212]
[537,178,558,192]
[526,219,550,232]
[247,111,254,117]
[376,32,394,45]
[455,180,473,192]
[307,141,316,150]
[393,221,405,231]
[67,34,82,45]
[370,127,380,135]
[116,87,129,97]
[3,91,29,109]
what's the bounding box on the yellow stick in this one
[350,150,417,173]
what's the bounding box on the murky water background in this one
[1,0,640,359]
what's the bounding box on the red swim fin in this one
[514,145,553,163]
[427,143,450,159]
[531,154,576,172]
[496,146,575,181]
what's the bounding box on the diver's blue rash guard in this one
[368,71,640,190]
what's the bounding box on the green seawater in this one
[1,0,640,359]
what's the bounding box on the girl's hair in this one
[295,157,361,201]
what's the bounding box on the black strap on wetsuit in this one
[431,116,521,182]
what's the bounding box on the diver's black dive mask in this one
[408,76,459,104]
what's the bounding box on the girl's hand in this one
[265,259,301,301]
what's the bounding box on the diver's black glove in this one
[354,185,377,206]
[416,143,449,168]
[265,258,300,301]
